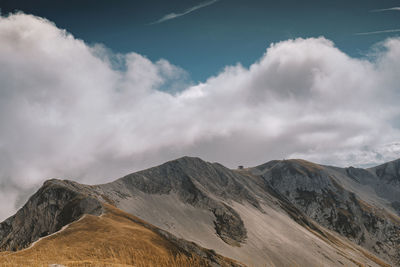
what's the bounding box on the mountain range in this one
[1,156,400,266]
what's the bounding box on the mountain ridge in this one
[1,156,400,266]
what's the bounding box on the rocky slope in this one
[1,156,399,266]
[370,159,400,212]
[1,203,243,267]
[92,157,397,266]
[253,159,400,265]
[0,179,103,251]
[0,178,242,266]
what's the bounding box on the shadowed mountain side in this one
[0,179,103,251]
[253,159,400,265]
[370,159,400,213]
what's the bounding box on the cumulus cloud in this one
[0,13,400,220]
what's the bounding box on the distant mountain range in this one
[1,156,400,266]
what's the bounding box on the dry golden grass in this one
[0,204,216,267]
[0,248,203,267]
[359,250,392,267]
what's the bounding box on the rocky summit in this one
[1,156,400,266]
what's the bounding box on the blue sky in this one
[1,0,400,82]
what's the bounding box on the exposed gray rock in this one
[96,157,252,246]
[253,159,400,265]
[2,156,400,266]
[212,204,246,246]
[368,159,400,203]
[93,157,398,265]
[118,157,260,209]
[0,179,103,251]
[372,158,400,185]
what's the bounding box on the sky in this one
[0,1,400,220]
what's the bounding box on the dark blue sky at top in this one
[1,0,399,82]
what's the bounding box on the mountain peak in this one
[371,157,400,169]
[370,157,400,186]
[0,179,103,251]
[159,156,210,169]
[253,158,323,176]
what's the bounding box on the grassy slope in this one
[0,204,238,267]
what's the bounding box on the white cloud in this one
[0,12,400,220]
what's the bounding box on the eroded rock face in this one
[212,204,246,246]
[0,179,103,251]
[254,159,400,265]
[373,159,400,186]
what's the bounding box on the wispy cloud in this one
[149,0,219,25]
[355,28,400,35]
[370,7,400,12]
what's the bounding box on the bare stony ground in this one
[1,156,400,266]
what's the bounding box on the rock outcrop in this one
[0,179,103,251]
[95,157,253,246]
[253,159,400,265]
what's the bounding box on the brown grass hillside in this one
[0,204,239,267]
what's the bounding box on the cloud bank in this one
[149,0,219,24]
[0,13,400,220]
